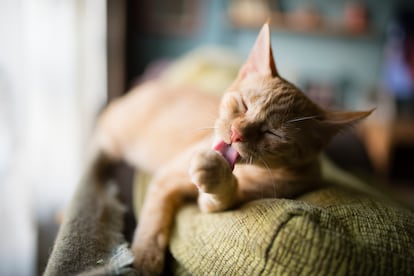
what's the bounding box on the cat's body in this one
[96,81,219,172]
[88,24,372,275]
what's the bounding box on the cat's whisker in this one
[286,115,318,124]
[193,126,217,132]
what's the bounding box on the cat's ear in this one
[320,109,374,135]
[237,22,278,80]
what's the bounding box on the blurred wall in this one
[127,0,412,109]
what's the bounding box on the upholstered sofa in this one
[44,155,414,275]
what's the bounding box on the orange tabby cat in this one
[92,23,372,275]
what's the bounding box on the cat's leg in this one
[131,169,197,275]
[189,149,239,212]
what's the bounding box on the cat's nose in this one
[230,126,244,143]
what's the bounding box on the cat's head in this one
[214,23,373,169]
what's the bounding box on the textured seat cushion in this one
[168,186,414,275]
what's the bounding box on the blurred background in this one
[1,0,414,275]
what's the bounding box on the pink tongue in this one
[213,140,240,170]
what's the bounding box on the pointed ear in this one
[320,109,374,136]
[237,23,278,81]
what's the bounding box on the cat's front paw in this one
[132,242,164,276]
[189,149,238,212]
[189,149,234,194]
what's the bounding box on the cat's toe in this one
[189,149,231,193]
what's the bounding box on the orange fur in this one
[92,23,372,275]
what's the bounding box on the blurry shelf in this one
[229,12,380,40]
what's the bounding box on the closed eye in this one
[236,95,248,112]
[264,129,282,139]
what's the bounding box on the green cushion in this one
[169,186,414,275]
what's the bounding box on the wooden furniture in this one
[361,120,414,177]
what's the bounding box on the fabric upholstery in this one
[169,186,414,275]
